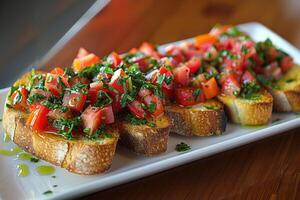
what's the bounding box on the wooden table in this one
[44,0,300,199]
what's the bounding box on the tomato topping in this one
[110,52,122,68]
[174,87,205,106]
[45,73,69,96]
[195,34,217,46]
[165,45,186,63]
[63,92,87,112]
[111,94,122,112]
[26,105,50,131]
[241,70,256,84]
[172,65,190,85]
[81,106,102,135]
[139,42,162,59]
[109,68,126,94]
[138,88,152,98]
[186,58,201,74]
[222,74,241,96]
[76,47,89,58]
[101,105,115,124]
[209,25,231,37]
[11,87,29,110]
[127,100,146,118]
[50,67,64,76]
[280,56,293,73]
[143,95,164,117]
[73,53,100,72]
[201,77,219,99]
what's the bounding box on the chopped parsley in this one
[148,102,157,113]
[285,78,295,83]
[67,82,88,94]
[192,88,202,101]
[53,116,82,140]
[41,96,68,112]
[175,142,191,152]
[27,93,46,105]
[240,81,261,100]
[84,125,112,140]
[125,114,156,127]
[43,190,53,195]
[30,157,39,163]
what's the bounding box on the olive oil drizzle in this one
[17,164,30,177]
[36,165,56,175]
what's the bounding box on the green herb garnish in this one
[175,142,191,152]
[30,157,39,163]
[43,190,53,195]
[53,117,82,140]
[27,93,46,105]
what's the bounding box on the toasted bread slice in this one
[3,71,119,175]
[268,65,300,112]
[165,100,226,136]
[217,90,273,125]
[118,115,170,156]
[3,105,119,175]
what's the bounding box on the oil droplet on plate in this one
[17,152,32,160]
[0,147,22,156]
[17,164,29,177]
[36,165,55,175]
[3,133,11,143]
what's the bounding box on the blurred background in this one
[1,0,300,88]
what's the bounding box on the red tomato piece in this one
[110,52,122,68]
[195,34,217,46]
[222,75,241,96]
[174,87,205,106]
[63,92,87,112]
[165,45,186,63]
[201,77,219,99]
[139,42,162,59]
[138,88,152,98]
[45,74,69,96]
[172,65,190,85]
[111,94,122,112]
[280,56,293,73]
[72,53,100,72]
[26,105,50,131]
[127,100,146,118]
[241,70,256,83]
[186,58,201,74]
[143,95,164,117]
[81,106,102,134]
[109,68,126,94]
[11,87,29,110]
[101,105,115,124]
[50,67,64,76]
[76,47,89,59]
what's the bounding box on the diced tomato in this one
[195,34,217,46]
[26,105,50,131]
[280,56,293,73]
[131,56,149,72]
[90,81,103,90]
[81,106,102,135]
[72,53,100,72]
[172,65,190,85]
[63,92,87,112]
[101,105,115,124]
[139,42,162,59]
[174,87,205,106]
[111,94,122,112]
[186,58,201,74]
[222,74,241,96]
[138,88,152,98]
[50,67,64,76]
[143,95,164,117]
[266,47,277,62]
[110,52,122,68]
[127,100,146,118]
[201,77,219,99]
[264,62,282,80]
[109,68,126,94]
[165,45,186,63]
[69,76,90,87]
[241,70,256,83]
[45,73,69,96]
[11,87,29,110]
[76,47,89,58]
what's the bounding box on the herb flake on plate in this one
[175,142,191,152]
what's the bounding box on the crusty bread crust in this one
[118,115,170,155]
[3,107,119,175]
[166,100,226,136]
[269,65,300,112]
[217,90,273,125]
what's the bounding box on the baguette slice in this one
[3,72,119,175]
[165,99,226,136]
[217,90,273,125]
[118,115,170,156]
[268,65,300,112]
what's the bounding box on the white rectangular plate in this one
[1,22,300,200]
